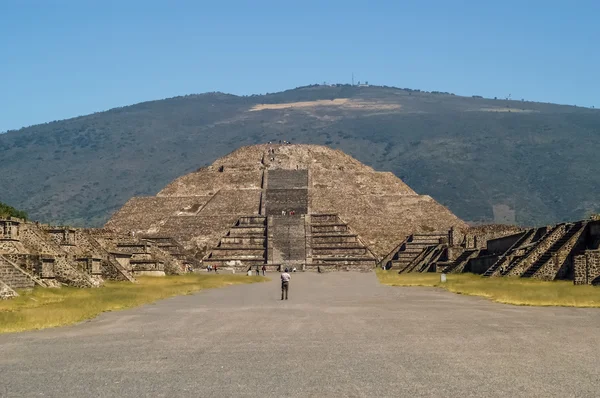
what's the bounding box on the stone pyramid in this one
[106,144,467,269]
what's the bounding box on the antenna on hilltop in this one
[352,72,354,86]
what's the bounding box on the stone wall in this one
[0,256,35,289]
[198,189,261,216]
[158,167,263,197]
[530,223,587,281]
[105,196,205,233]
[574,251,600,285]
[458,224,524,250]
[0,218,22,240]
[507,225,566,277]
[486,232,525,255]
[0,279,18,299]
[469,254,499,274]
[53,257,102,288]
[159,215,239,253]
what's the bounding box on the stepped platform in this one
[386,232,447,272]
[204,216,267,272]
[443,249,479,274]
[521,221,587,280]
[107,144,468,270]
[308,214,375,271]
[0,255,35,290]
[505,225,567,277]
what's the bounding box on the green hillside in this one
[1,84,599,227]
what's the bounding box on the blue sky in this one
[0,0,598,132]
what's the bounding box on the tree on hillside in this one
[0,202,28,220]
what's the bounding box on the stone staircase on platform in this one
[378,236,411,270]
[204,216,267,272]
[442,249,480,274]
[77,231,137,282]
[404,244,446,273]
[141,236,201,270]
[269,215,306,268]
[503,224,567,277]
[521,221,587,280]
[391,233,447,272]
[0,254,36,290]
[0,279,18,299]
[265,169,308,216]
[483,229,537,277]
[308,214,376,271]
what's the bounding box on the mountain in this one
[1,84,599,227]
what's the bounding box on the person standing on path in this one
[261,265,266,276]
[281,269,291,300]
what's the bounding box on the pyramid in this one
[106,144,467,270]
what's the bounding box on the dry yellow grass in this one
[249,98,402,112]
[0,274,265,333]
[475,107,537,113]
[376,270,600,307]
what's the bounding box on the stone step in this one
[310,214,338,224]
[230,226,265,233]
[391,259,411,264]
[405,242,437,248]
[208,257,266,262]
[312,237,359,245]
[220,237,266,245]
[312,243,364,249]
[0,257,35,290]
[238,216,266,226]
[312,256,375,262]
[396,251,422,259]
[312,247,368,255]
[311,226,349,233]
[210,248,266,257]
[204,259,265,267]
[215,244,265,250]
[410,238,445,245]
[228,231,266,237]
[312,233,357,237]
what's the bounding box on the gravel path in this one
[1,272,599,397]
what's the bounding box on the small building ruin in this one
[383,219,600,285]
[0,218,198,299]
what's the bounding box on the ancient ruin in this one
[3,143,598,298]
[107,144,466,272]
[0,218,198,299]
[383,219,600,285]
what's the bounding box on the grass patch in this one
[0,274,265,333]
[376,270,600,307]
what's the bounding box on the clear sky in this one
[1,0,598,132]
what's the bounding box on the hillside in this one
[1,84,599,227]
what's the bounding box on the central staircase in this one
[269,215,306,267]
